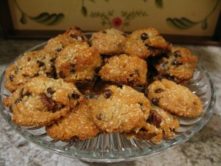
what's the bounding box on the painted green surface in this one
[14,0,65,25]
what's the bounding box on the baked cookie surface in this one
[124,27,170,59]
[90,28,126,55]
[44,27,86,53]
[90,85,151,133]
[147,106,179,139]
[46,101,99,141]
[5,50,57,92]
[99,54,148,86]
[3,76,83,127]
[55,42,102,82]
[148,79,203,118]
[155,47,198,82]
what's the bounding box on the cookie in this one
[148,79,203,118]
[55,42,102,82]
[134,123,163,144]
[124,27,170,59]
[46,101,99,141]
[99,54,148,86]
[155,47,198,82]
[90,85,151,133]
[3,76,83,127]
[147,106,179,139]
[44,27,87,53]
[90,28,126,55]
[5,50,57,92]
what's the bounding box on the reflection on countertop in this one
[0,39,221,166]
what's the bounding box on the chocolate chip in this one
[140,33,149,40]
[154,88,164,93]
[103,89,112,99]
[50,58,56,63]
[52,103,65,112]
[47,65,57,79]
[33,73,39,77]
[151,98,159,105]
[138,102,146,112]
[15,98,22,104]
[148,111,162,127]
[47,87,55,95]
[56,47,62,52]
[70,93,80,99]
[9,75,14,81]
[96,113,104,120]
[174,51,181,58]
[172,60,183,66]
[166,75,175,81]
[40,93,56,111]
[59,71,65,78]
[37,60,45,67]
[70,64,76,73]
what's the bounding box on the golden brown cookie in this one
[134,123,163,144]
[147,106,179,139]
[90,28,126,55]
[3,76,83,127]
[46,101,99,141]
[99,54,147,86]
[44,27,87,53]
[148,79,203,118]
[124,27,170,59]
[5,50,57,92]
[155,47,198,82]
[90,85,151,133]
[55,42,102,82]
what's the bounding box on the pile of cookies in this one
[3,27,202,143]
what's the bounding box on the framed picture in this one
[1,0,221,45]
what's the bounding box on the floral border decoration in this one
[166,0,220,30]
[89,10,148,29]
[14,0,64,25]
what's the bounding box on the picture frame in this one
[0,0,220,45]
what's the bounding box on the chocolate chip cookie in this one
[5,50,57,92]
[44,27,87,53]
[124,27,170,59]
[55,42,102,82]
[90,28,126,55]
[148,79,203,118]
[3,76,83,127]
[155,47,198,82]
[99,54,148,86]
[46,101,99,141]
[90,85,151,133]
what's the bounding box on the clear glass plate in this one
[0,43,216,163]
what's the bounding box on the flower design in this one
[112,17,123,28]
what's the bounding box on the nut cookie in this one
[148,79,203,118]
[155,47,198,82]
[99,54,147,86]
[90,28,126,55]
[124,27,170,59]
[44,27,87,53]
[3,76,83,127]
[5,50,57,92]
[147,106,179,139]
[46,101,99,141]
[90,85,151,133]
[55,42,102,82]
